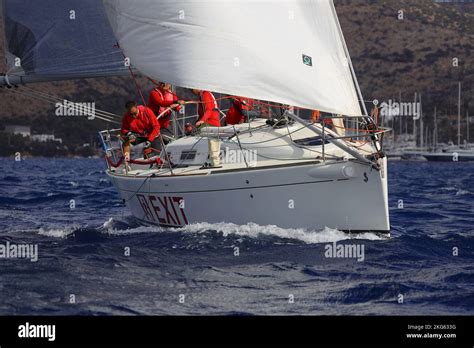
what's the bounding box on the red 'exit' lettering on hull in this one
[136,194,188,226]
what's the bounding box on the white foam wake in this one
[174,222,383,244]
[102,217,166,235]
[102,218,383,244]
[31,218,384,244]
[37,226,79,238]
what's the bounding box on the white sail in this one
[103,0,363,116]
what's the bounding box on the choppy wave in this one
[38,226,78,238]
[0,158,472,315]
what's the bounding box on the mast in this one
[0,0,7,73]
[419,93,423,149]
[458,82,462,147]
[391,101,395,145]
[399,91,402,140]
[426,126,429,150]
[434,106,438,150]
[413,92,417,145]
[467,110,470,145]
[405,107,408,137]
[426,126,429,149]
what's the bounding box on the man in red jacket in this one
[226,97,254,125]
[148,81,184,141]
[121,101,161,160]
[192,89,221,127]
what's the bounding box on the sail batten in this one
[104,0,362,116]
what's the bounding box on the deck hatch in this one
[180,150,197,161]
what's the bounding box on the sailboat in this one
[422,83,474,162]
[1,0,391,234]
[400,93,428,161]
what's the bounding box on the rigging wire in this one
[18,86,121,119]
[20,85,122,119]
[3,86,121,121]
[2,87,121,125]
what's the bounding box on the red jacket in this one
[121,105,160,141]
[226,97,254,125]
[198,91,220,127]
[147,88,180,129]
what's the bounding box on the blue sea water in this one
[0,158,472,315]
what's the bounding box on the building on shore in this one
[4,125,31,137]
[31,134,63,144]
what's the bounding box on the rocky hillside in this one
[337,0,473,110]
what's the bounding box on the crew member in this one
[311,109,334,128]
[191,89,221,167]
[226,97,254,125]
[192,89,221,127]
[121,101,161,160]
[311,110,321,123]
[148,81,184,142]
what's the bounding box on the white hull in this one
[107,158,390,233]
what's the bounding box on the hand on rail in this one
[170,100,185,109]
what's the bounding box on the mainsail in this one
[1,0,129,85]
[103,0,363,116]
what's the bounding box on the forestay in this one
[103,0,363,116]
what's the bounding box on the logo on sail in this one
[55,100,96,119]
[302,54,313,67]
